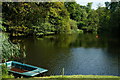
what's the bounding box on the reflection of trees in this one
[105,36,120,70]
[10,33,120,56]
[29,34,78,51]
[107,38,120,54]
[101,35,120,76]
[10,33,120,55]
[10,33,112,50]
[53,34,78,48]
[71,34,108,48]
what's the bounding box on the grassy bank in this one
[3,75,120,80]
[34,75,120,78]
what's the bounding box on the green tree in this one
[96,7,110,33]
[97,1,120,35]
[84,10,99,33]
[2,2,72,35]
[109,1,120,34]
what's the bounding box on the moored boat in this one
[1,61,48,77]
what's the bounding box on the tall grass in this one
[1,64,14,79]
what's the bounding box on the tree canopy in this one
[2,1,120,36]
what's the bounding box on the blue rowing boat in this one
[1,61,48,77]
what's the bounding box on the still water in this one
[11,34,120,76]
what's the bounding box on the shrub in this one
[1,33,25,61]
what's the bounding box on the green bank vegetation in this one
[1,33,26,62]
[2,75,120,80]
[34,75,120,78]
[1,1,120,36]
[0,33,25,78]
[1,64,14,79]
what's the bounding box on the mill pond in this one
[10,33,120,76]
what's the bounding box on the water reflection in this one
[10,33,120,76]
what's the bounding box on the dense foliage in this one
[2,2,73,36]
[97,1,120,34]
[1,1,120,36]
[1,33,26,61]
[65,2,99,33]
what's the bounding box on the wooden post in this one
[62,68,64,77]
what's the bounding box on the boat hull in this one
[1,61,48,77]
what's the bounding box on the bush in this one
[1,33,25,61]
